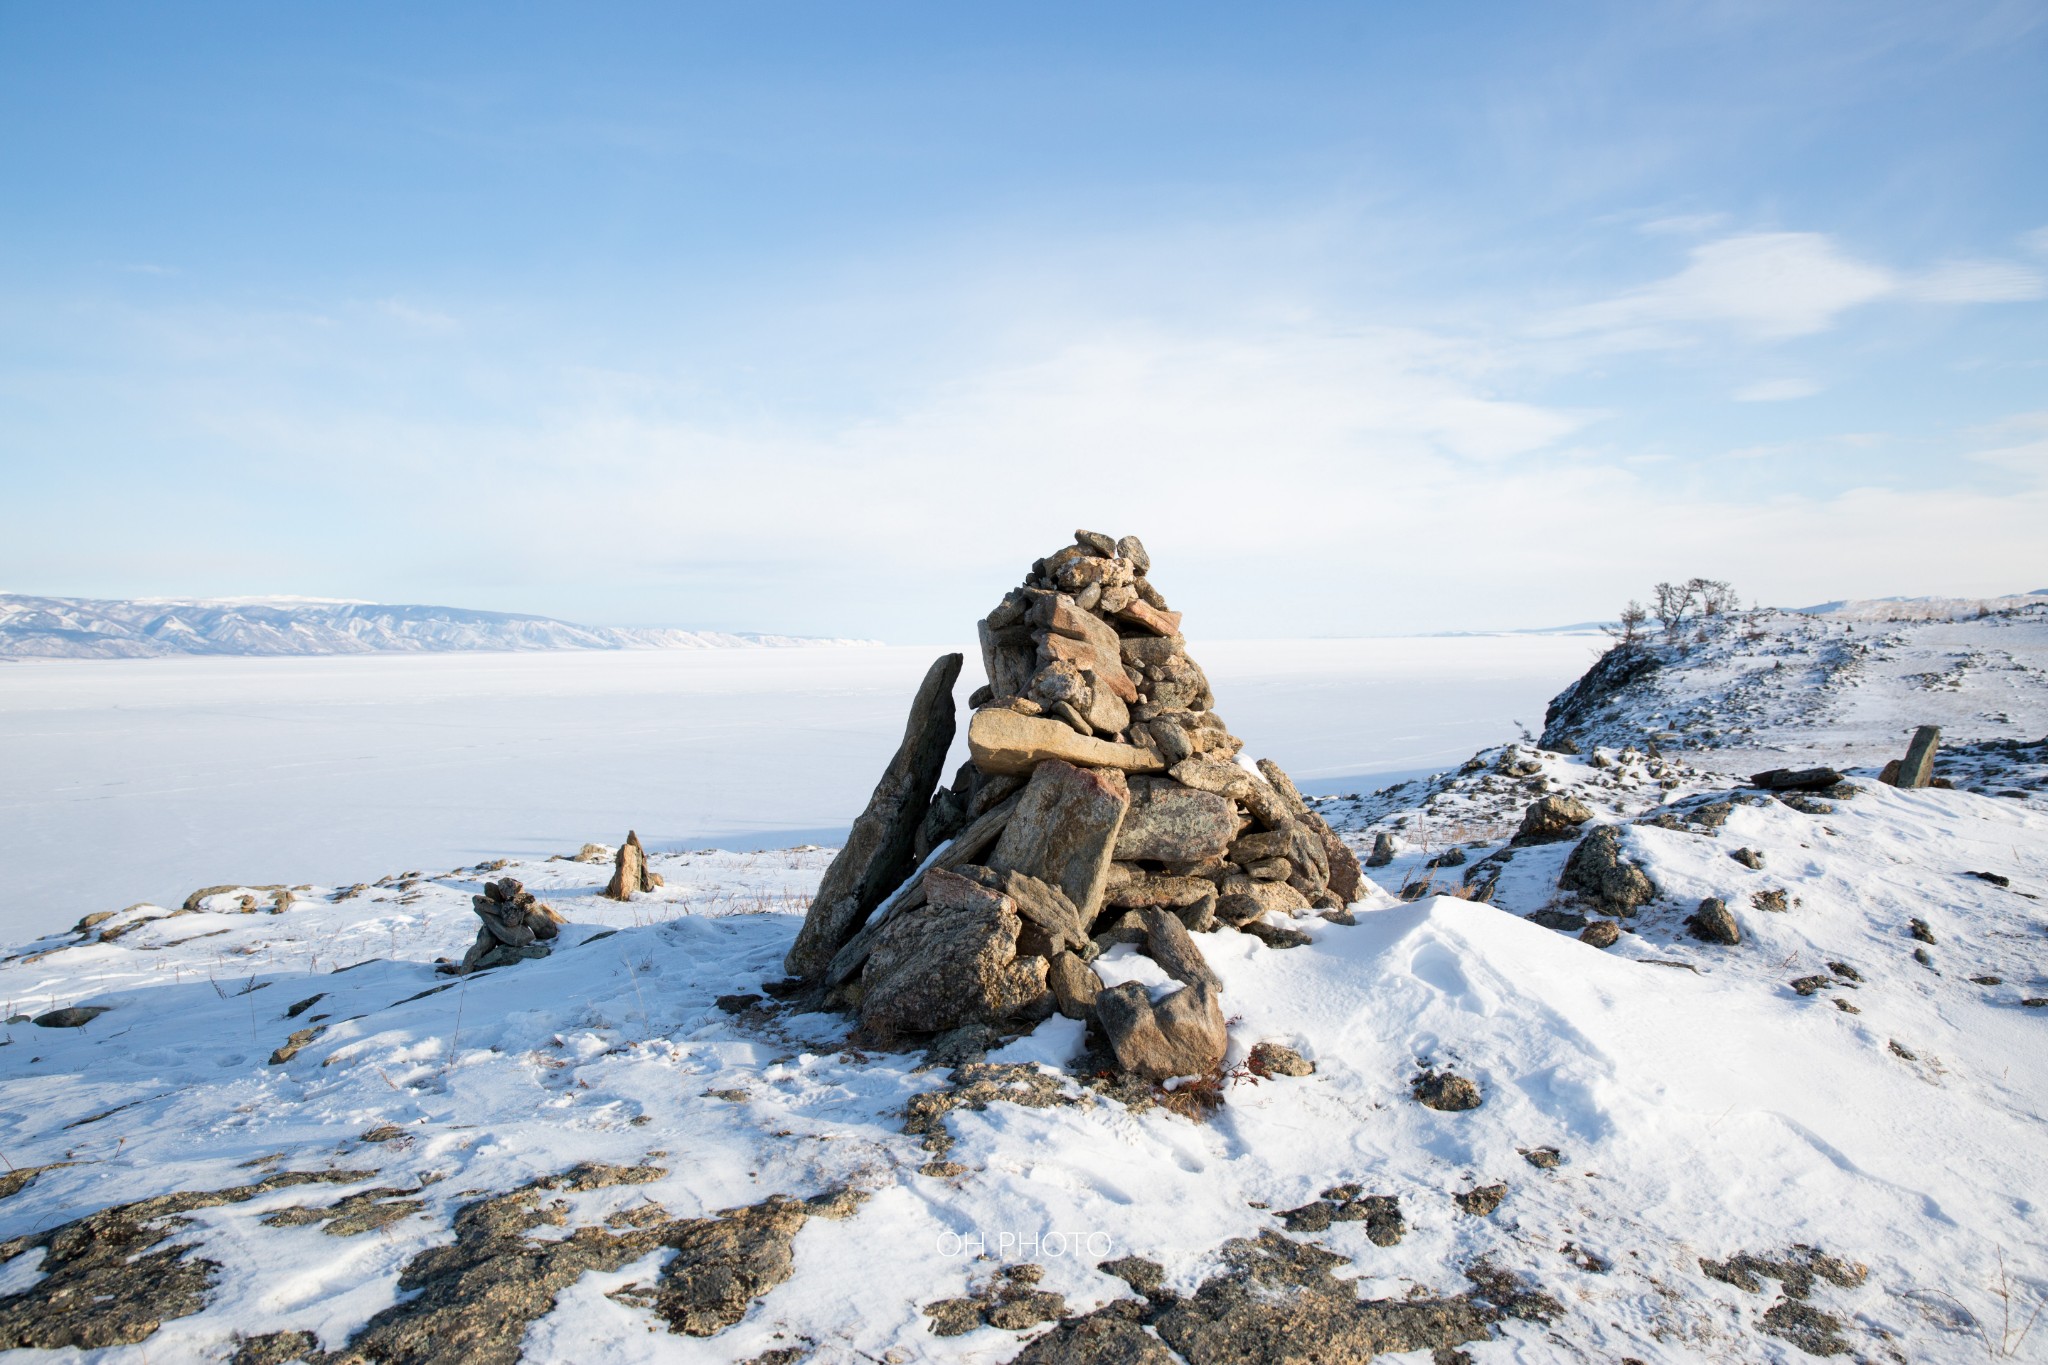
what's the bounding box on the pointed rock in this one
[785,653,963,979]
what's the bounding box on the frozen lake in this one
[0,635,1600,940]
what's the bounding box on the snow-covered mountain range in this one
[0,594,870,658]
[0,596,2041,1362]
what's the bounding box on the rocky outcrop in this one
[785,653,963,979]
[1558,826,1657,916]
[603,830,663,900]
[443,878,565,975]
[1749,766,1844,792]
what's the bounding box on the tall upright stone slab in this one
[784,653,963,980]
[1896,725,1941,789]
[988,759,1130,922]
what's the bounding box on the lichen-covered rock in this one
[1558,825,1658,916]
[1047,950,1103,1020]
[858,868,1050,1036]
[1686,896,1741,945]
[786,653,963,979]
[1113,777,1240,862]
[1413,1068,1483,1112]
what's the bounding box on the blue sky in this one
[2,1,2043,638]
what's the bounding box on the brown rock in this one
[989,759,1131,921]
[1115,597,1183,637]
[1074,528,1118,556]
[1169,757,1290,827]
[1096,980,1227,1082]
[967,708,1165,777]
[1216,878,1309,925]
[1685,897,1741,945]
[1046,951,1102,1020]
[1558,825,1657,916]
[1749,766,1844,792]
[1247,1041,1314,1077]
[1114,777,1240,862]
[1365,832,1397,867]
[992,868,1090,956]
[1513,795,1593,845]
[1105,871,1217,910]
[603,830,662,899]
[1579,920,1621,948]
[1141,907,1221,991]
[785,653,962,979]
[977,620,1035,701]
[857,868,1050,1036]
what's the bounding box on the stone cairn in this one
[604,830,664,899]
[785,530,1361,1082]
[440,877,566,975]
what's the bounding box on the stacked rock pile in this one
[440,877,565,975]
[784,531,1361,1082]
[604,830,664,900]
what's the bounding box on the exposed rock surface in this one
[0,1170,370,1350]
[989,760,1130,922]
[785,652,963,979]
[1413,1068,1483,1112]
[1892,724,1941,789]
[1749,766,1845,792]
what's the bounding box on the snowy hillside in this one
[0,602,2043,1362]
[0,594,871,658]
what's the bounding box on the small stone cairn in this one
[604,830,664,899]
[440,877,566,975]
[785,530,1362,1082]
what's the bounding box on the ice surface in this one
[0,635,1594,939]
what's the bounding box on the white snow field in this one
[0,635,1598,941]
[0,605,2042,1362]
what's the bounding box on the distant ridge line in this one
[0,593,877,659]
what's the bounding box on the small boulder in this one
[1558,825,1657,916]
[989,759,1132,922]
[1749,767,1844,792]
[1045,951,1102,1021]
[1140,907,1220,991]
[1685,897,1740,945]
[1412,1069,1482,1112]
[1096,980,1227,1082]
[1113,778,1239,863]
[1454,1184,1507,1217]
[1730,847,1765,870]
[1513,794,1593,845]
[1892,725,1941,789]
[1247,1041,1314,1077]
[1365,832,1397,867]
[32,1006,109,1029]
[1579,920,1621,948]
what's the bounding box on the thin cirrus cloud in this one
[1901,260,2046,303]
[1543,233,1896,342]
[1733,378,1821,402]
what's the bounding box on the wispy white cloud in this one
[1902,259,2046,303]
[2021,227,2048,256]
[1733,377,1821,402]
[375,299,460,332]
[1544,233,1895,341]
[1640,213,1730,237]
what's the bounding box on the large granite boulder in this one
[857,868,1051,1036]
[989,760,1130,923]
[785,653,962,979]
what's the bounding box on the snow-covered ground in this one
[0,635,1597,940]
[1,607,2043,1363]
